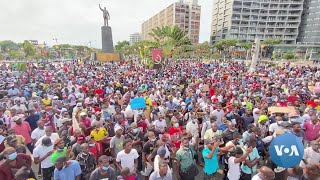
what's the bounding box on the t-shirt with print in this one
[143,140,156,158]
[110,135,125,156]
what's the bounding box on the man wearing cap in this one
[51,138,75,164]
[110,126,125,159]
[12,116,33,152]
[33,137,55,180]
[58,117,72,136]
[72,134,86,157]
[4,135,18,148]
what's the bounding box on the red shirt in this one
[13,122,32,144]
[168,126,183,148]
[288,96,298,104]
[137,120,148,133]
[88,142,100,161]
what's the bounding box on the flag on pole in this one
[152,49,162,64]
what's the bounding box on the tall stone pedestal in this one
[101,26,114,53]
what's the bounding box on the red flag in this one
[152,49,162,63]
[41,49,47,56]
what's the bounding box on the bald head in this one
[259,166,275,180]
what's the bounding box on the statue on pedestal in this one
[99,4,110,26]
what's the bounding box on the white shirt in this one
[35,133,60,147]
[31,128,45,141]
[227,157,241,180]
[251,173,263,180]
[211,109,224,123]
[269,122,282,133]
[186,120,199,137]
[33,144,54,168]
[116,149,139,173]
[154,119,167,132]
[299,147,320,168]
[11,104,28,113]
[253,108,260,124]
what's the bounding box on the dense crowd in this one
[0,60,319,180]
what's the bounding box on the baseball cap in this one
[54,138,63,146]
[61,118,71,124]
[12,116,22,122]
[6,135,17,143]
[79,112,87,116]
[42,137,52,146]
[157,146,166,157]
[77,134,85,142]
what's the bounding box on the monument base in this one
[101,26,114,53]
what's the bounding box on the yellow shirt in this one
[203,129,222,140]
[42,98,52,106]
[90,127,108,141]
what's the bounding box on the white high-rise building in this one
[129,33,142,44]
[210,0,304,44]
[142,0,201,44]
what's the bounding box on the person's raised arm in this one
[234,147,252,163]
[99,4,103,11]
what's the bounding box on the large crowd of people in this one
[0,60,319,180]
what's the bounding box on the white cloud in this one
[0,0,212,48]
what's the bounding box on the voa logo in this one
[269,133,304,168]
[274,145,299,156]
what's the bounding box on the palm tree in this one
[149,25,191,61]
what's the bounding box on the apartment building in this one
[129,33,142,44]
[297,0,320,44]
[211,0,304,44]
[142,0,201,44]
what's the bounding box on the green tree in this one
[9,50,24,60]
[240,42,252,60]
[115,41,130,53]
[214,39,239,59]
[0,40,19,52]
[261,38,282,58]
[21,40,36,58]
[149,25,191,60]
[283,52,295,60]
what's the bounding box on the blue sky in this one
[0,0,212,48]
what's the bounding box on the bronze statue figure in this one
[99,4,110,26]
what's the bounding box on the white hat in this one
[114,124,123,133]
[12,116,23,122]
[79,112,87,116]
[61,118,71,124]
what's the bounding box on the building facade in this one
[142,0,201,44]
[297,0,320,45]
[211,0,304,44]
[129,33,142,44]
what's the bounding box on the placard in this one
[130,98,146,109]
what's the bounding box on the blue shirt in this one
[241,147,260,174]
[54,160,81,180]
[202,147,219,175]
[217,123,227,131]
[25,114,40,130]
